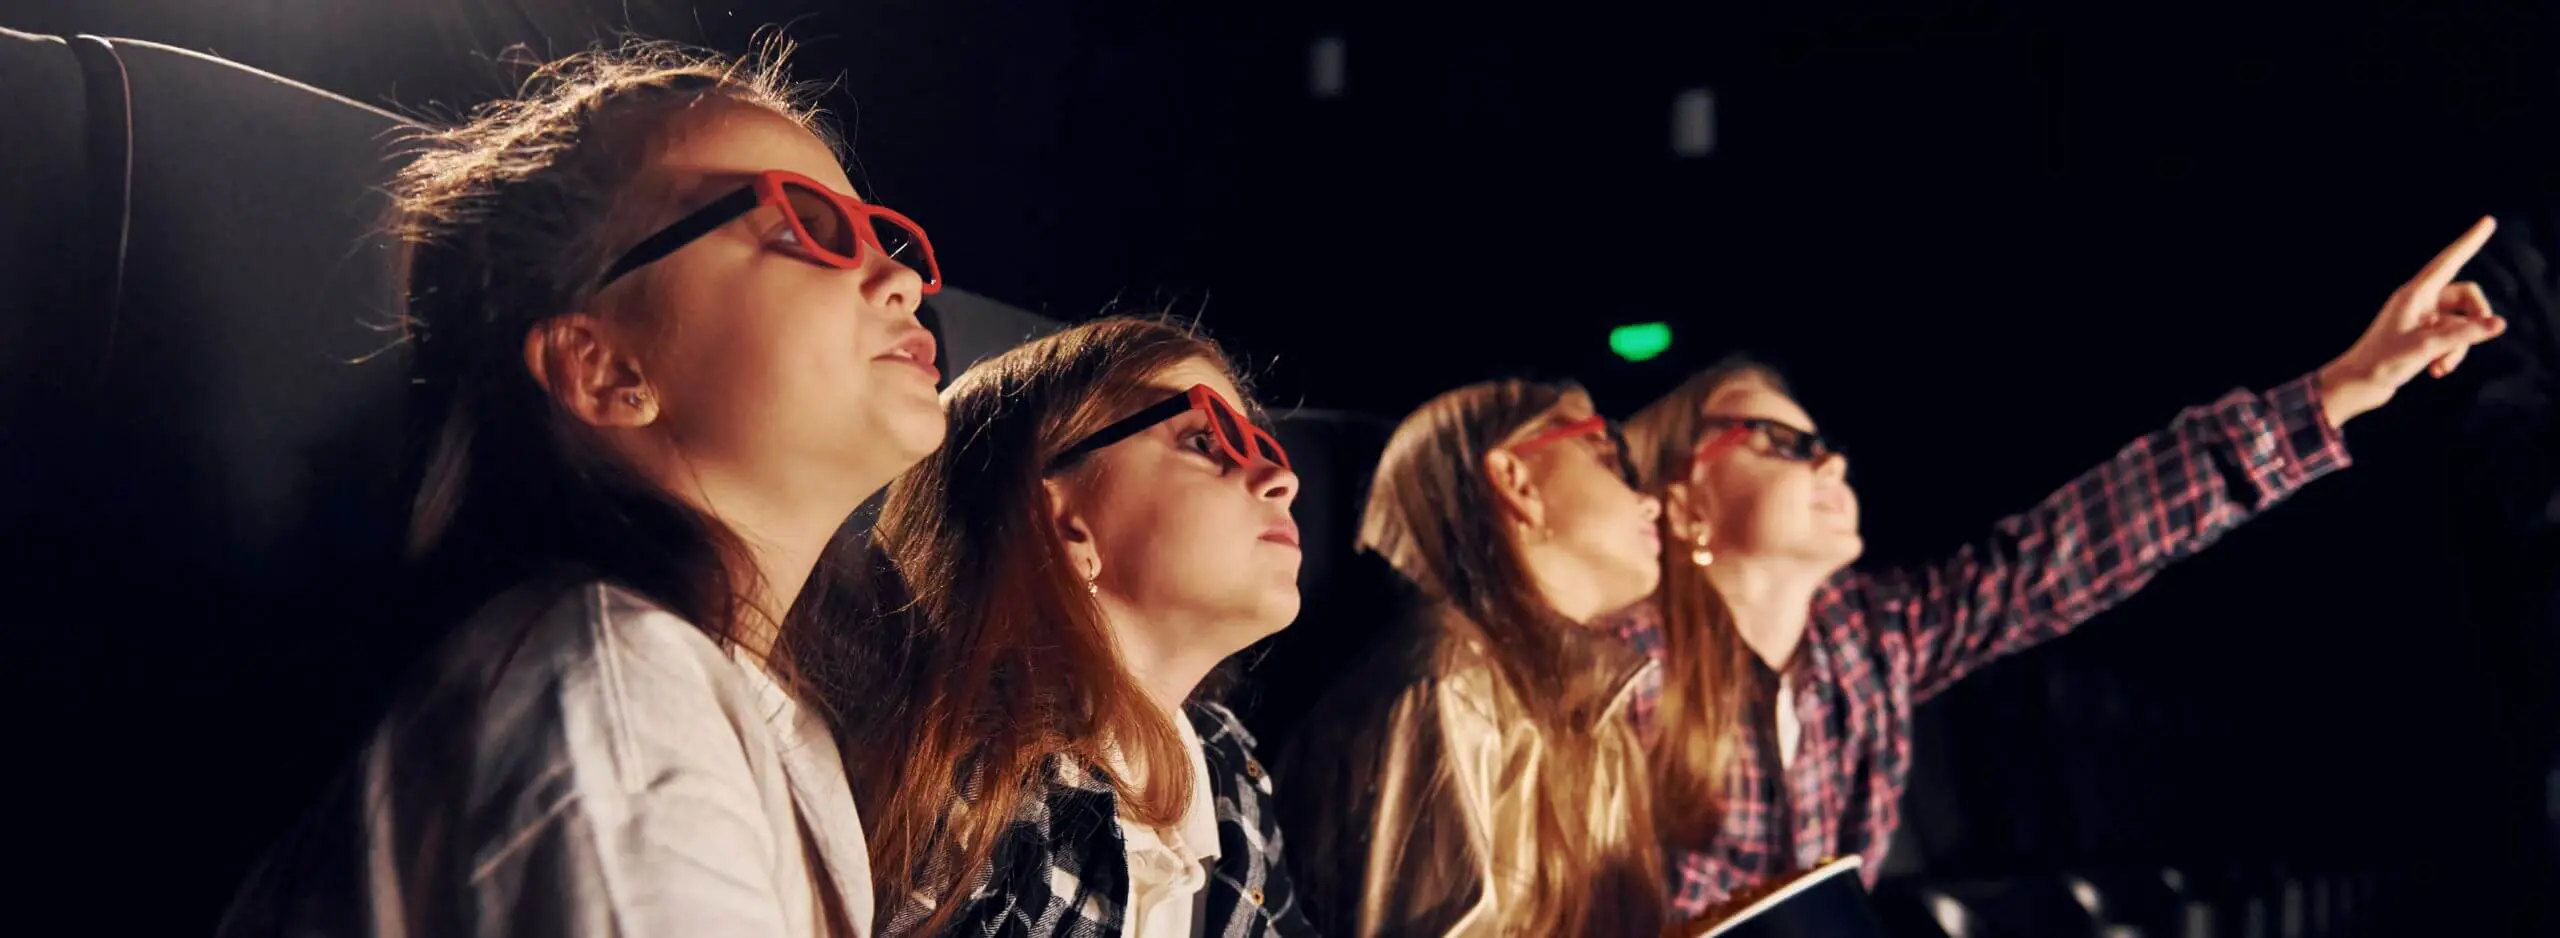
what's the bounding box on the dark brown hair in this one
[842,317,1250,936]
[1357,378,1669,936]
[396,39,834,657]
[1619,353,1790,842]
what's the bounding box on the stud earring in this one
[623,390,647,408]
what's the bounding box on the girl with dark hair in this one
[1276,379,1688,936]
[841,317,1316,937]
[223,40,944,937]
[1614,218,2511,917]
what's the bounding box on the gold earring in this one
[1690,530,1714,568]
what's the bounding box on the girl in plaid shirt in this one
[830,318,1316,938]
[1613,218,2514,919]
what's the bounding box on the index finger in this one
[2412,215,2498,293]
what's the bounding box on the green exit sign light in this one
[1609,322,1672,362]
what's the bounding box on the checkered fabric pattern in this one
[1599,372,2352,917]
[884,701,1315,937]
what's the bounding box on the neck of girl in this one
[711,489,875,673]
[1115,623,1223,729]
[1523,546,1613,624]
[1704,554,1833,670]
[723,536,821,669]
[1095,608,1231,789]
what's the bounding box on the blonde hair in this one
[1358,378,1669,936]
[1618,353,1791,840]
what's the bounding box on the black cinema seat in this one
[0,27,423,931]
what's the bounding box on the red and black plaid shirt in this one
[1596,372,2353,917]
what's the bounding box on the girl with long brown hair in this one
[1613,218,2511,917]
[838,317,1316,937]
[1275,378,1700,936]
[223,40,944,937]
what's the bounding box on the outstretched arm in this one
[1845,217,2509,702]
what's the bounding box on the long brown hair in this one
[395,40,836,660]
[1358,378,1668,936]
[844,317,1249,935]
[1619,353,1788,842]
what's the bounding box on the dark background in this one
[5,0,2557,933]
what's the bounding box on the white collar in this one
[1107,709,1222,866]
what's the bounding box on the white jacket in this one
[221,581,874,937]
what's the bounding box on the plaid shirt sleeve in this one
[1835,371,2352,702]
